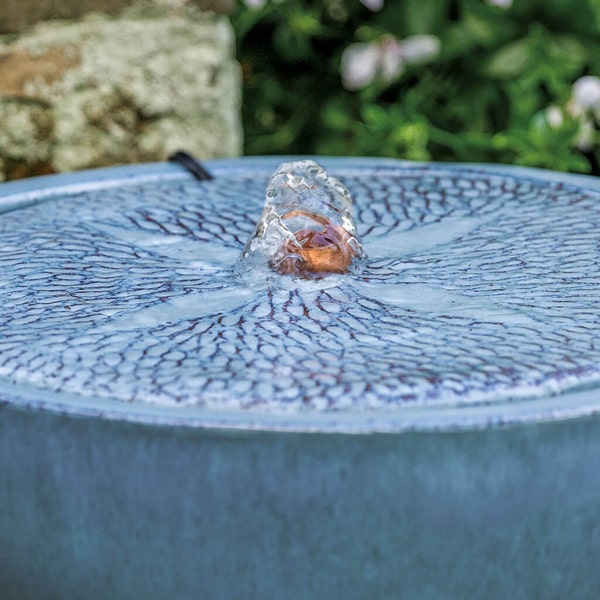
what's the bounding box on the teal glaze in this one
[1,158,600,599]
[1,404,600,599]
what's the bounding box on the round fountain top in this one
[1,157,600,432]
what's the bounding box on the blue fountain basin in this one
[1,157,599,599]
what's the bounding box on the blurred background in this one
[236,0,600,174]
[1,0,599,180]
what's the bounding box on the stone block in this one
[0,0,234,33]
[0,1,241,180]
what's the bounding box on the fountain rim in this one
[2,155,599,214]
[1,156,600,434]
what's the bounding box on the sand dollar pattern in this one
[0,161,599,414]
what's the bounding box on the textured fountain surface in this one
[1,157,599,430]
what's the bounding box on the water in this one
[236,160,366,281]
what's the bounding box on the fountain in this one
[1,157,599,598]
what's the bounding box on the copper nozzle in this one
[275,211,357,277]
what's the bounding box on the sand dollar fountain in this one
[1,156,599,598]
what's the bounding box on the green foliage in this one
[233,0,600,174]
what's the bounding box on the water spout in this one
[236,160,366,280]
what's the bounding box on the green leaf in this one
[485,39,530,78]
[461,12,504,47]
[548,34,588,75]
[404,0,448,35]
[322,97,355,132]
[361,104,390,128]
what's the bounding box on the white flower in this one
[575,117,596,151]
[545,106,564,128]
[243,0,267,8]
[341,42,385,90]
[567,76,600,150]
[486,0,513,8]
[570,76,600,117]
[378,37,404,81]
[340,34,440,90]
[359,0,384,11]
[401,35,442,65]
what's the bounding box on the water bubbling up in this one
[235,160,367,281]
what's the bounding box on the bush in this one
[233,0,600,174]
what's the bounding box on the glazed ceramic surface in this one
[1,158,600,600]
[0,157,599,430]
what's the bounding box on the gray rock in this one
[0,0,242,180]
